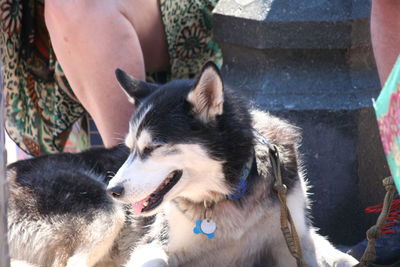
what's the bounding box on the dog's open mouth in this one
[132,170,182,215]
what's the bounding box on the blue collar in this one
[227,152,254,200]
[227,128,271,200]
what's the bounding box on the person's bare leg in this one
[371,0,400,85]
[44,0,169,147]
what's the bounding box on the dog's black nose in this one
[107,185,125,198]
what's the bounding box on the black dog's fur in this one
[8,145,128,220]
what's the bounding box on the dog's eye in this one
[142,144,163,156]
[142,146,154,156]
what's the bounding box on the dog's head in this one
[107,62,253,216]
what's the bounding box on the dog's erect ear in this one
[187,61,224,122]
[115,68,158,105]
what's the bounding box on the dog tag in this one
[193,219,216,239]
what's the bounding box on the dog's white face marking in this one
[136,129,153,153]
[109,128,229,215]
[125,104,153,149]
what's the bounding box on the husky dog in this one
[7,62,358,267]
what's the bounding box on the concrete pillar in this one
[213,0,390,245]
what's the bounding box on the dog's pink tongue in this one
[132,200,144,215]
[132,197,148,215]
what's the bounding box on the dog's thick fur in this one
[7,62,358,267]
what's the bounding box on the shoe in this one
[347,198,400,265]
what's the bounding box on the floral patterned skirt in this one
[0,0,222,156]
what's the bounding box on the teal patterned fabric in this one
[374,56,400,192]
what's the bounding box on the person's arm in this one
[45,0,169,147]
[371,0,400,85]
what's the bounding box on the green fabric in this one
[374,56,400,192]
[0,0,222,155]
[159,0,222,80]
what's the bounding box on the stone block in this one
[213,0,391,245]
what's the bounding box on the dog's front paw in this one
[126,257,167,267]
[125,243,168,267]
[333,254,359,267]
[139,259,167,267]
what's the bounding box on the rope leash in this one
[269,144,308,267]
[253,128,307,266]
[356,176,396,267]
[260,130,395,267]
